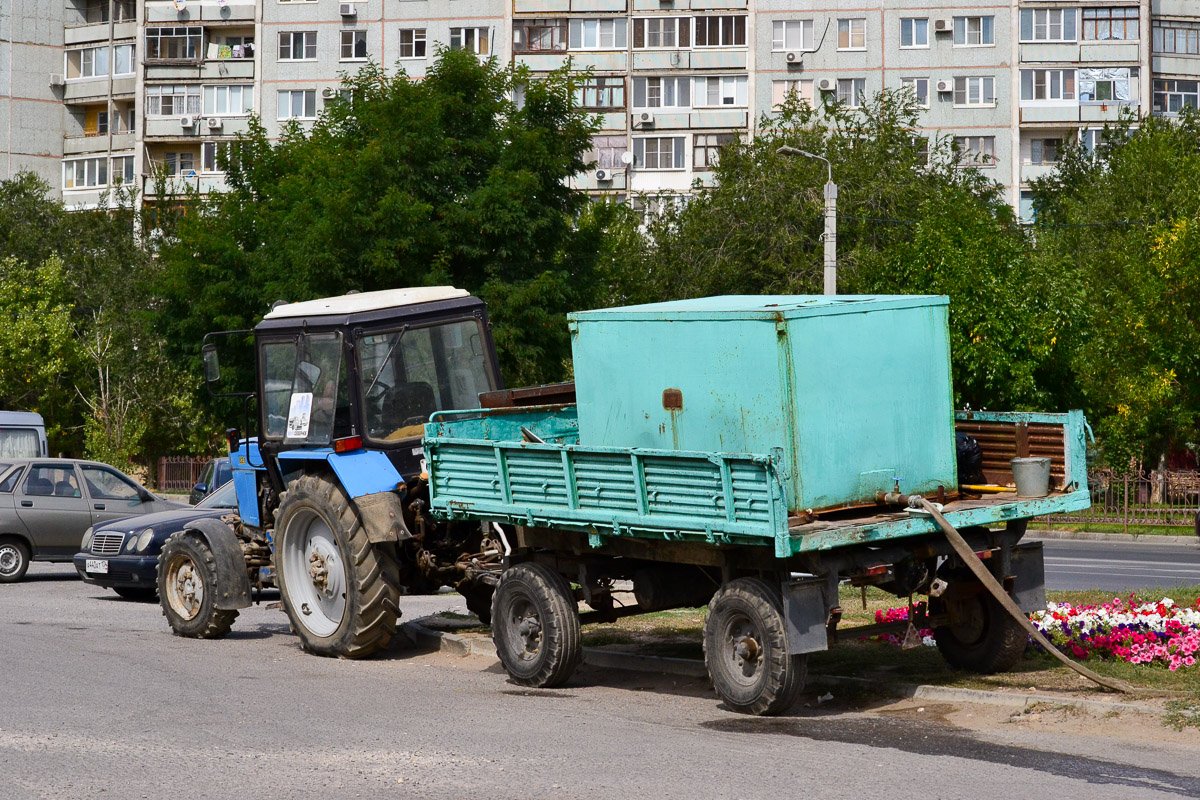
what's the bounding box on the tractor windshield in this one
[260,332,345,446]
[358,318,496,443]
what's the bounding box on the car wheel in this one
[0,538,30,583]
[113,586,157,602]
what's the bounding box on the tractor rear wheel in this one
[274,474,400,658]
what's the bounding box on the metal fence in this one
[157,456,211,493]
[1053,469,1200,530]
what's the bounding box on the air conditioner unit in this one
[933,19,951,33]
[595,169,612,182]
[321,86,337,99]
[636,111,654,126]
[785,51,802,65]
[206,117,222,130]
[817,78,835,92]
[339,3,356,16]
[936,79,953,93]
[180,115,196,128]
[49,73,64,87]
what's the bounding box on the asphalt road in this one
[1036,537,1200,592]
[3,564,1200,800]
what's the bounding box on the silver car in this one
[0,458,184,582]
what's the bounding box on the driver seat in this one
[386,381,436,427]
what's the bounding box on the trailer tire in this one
[158,531,238,639]
[274,473,400,659]
[491,562,581,688]
[704,578,806,716]
[934,591,1026,674]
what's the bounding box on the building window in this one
[278,31,317,61]
[111,155,135,184]
[693,133,736,170]
[162,152,197,176]
[1020,8,1078,43]
[1029,138,1061,165]
[514,19,567,52]
[1082,8,1139,41]
[954,136,995,166]
[450,27,490,55]
[588,134,626,169]
[340,30,367,60]
[113,44,134,76]
[633,136,686,170]
[953,16,994,47]
[633,18,689,49]
[202,141,239,173]
[836,78,865,107]
[901,77,929,107]
[632,77,690,109]
[954,76,995,106]
[211,35,254,59]
[772,20,813,52]
[837,19,866,50]
[399,29,427,59]
[695,16,746,48]
[575,77,625,111]
[1153,79,1200,114]
[145,27,202,60]
[203,84,253,116]
[278,89,317,120]
[65,46,109,79]
[570,19,626,50]
[1079,68,1132,103]
[1021,69,1076,101]
[694,76,747,108]
[900,18,928,48]
[1154,22,1200,56]
[63,157,107,189]
[145,84,201,116]
[771,79,814,107]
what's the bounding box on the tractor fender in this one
[182,518,252,610]
[353,490,412,544]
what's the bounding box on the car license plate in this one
[86,559,108,574]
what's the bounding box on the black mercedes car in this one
[73,481,238,600]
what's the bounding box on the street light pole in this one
[777,145,837,296]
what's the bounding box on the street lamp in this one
[777,145,837,296]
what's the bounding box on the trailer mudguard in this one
[182,518,252,610]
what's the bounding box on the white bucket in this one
[1011,457,1051,498]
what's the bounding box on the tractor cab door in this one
[260,330,349,448]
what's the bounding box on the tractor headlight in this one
[135,530,155,553]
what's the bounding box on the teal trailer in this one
[423,295,1093,716]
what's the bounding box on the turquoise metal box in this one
[568,295,958,513]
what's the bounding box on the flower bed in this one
[871,595,1200,671]
[1032,596,1200,671]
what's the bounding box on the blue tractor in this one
[156,287,507,657]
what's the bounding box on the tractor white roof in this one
[263,287,470,319]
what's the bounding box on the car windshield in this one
[358,319,496,443]
[197,480,238,509]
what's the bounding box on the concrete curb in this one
[402,620,1165,717]
[1027,530,1199,546]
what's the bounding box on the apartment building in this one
[1,1,1197,218]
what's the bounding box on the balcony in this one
[1157,0,1194,14]
[144,115,253,139]
[1080,102,1135,123]
[691,49,746,70]
[63,79,110,104]
[516,51,626,72]
[633,0,746,9]
[142,173,231,197]
[1019,104,1080,124]
[1020,163,1059,184]
[65,21,137,46]
[1080,42,1138,63]
[594,111,626,131]
[634,51,690,70]
[689,109,747,129]
[632,110,689,129]
[514,0,628,10]
[574,168,628,192]
[63,131,136,155]
[144,59,255,81]
[1019,44,1078,64]
[145,2,255,24]
[1153,55,1200,79]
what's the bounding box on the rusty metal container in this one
[567,295,958,513]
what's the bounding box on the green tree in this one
[1031,112,1200,465]
[156,50,601,391]
[603,91,1069,410]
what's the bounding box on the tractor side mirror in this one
[202,344,221,383]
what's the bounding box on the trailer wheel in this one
[491,563,581,688]
[704,578,806,716]
[933,591,1026,673]
[0,538,30,583]
[158,531,238,639]
[274,474,400,659]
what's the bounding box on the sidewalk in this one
[1027,529,1199,546]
